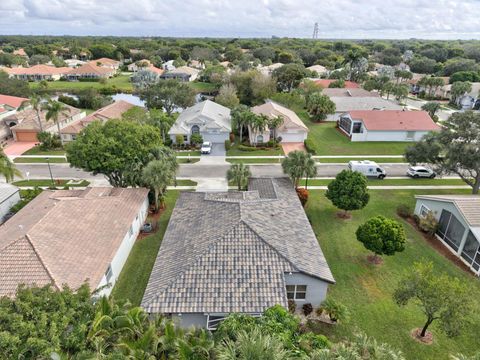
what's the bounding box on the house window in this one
[256,135,264,143]
[71,134,77,140]
[352,122,363,134]
[129,225,134,236]
[105,265,113,282]
[183,135,188,142]
[338,116,352,134]
[460,231,480,266]
[436,210,465,252]
[406,131,415,140]
[286,285,307,300]
[191,125,200,134]
[419,204,430,218]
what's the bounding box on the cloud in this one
[0,0,479,38]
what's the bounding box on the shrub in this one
[297,332,331,352]
[37,131,62,150]
[413,214,420,225]
[10,188,42,214]
[238,144,257,152]
[304,138,316,154]
[321,298,349,323]
[418,211,439,236]
[58,95,79,107]
[296,188,309,207]
[175,134,184,145]
[229,132,235,142]
[288,299,297,314]
[266,140,276,147]
[224,139,231,151]
[396,204,412,218]
[302,303,313,316]
[190,133,203,146]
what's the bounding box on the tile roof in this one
[142,177,334,314]
[331,97,403,112]
[0,187,149,297]
[6,65,71,76]
[89,58,120,66]
[67,63,114,76]
[415,195,480,227]
[307,65,328,74]
[168,66,199,76]
[315,79,359,88]
[322,88,379,98]
[0,94,28,108]
[9,104,82,132]
[348,110,440,131]
[252,101,308,131]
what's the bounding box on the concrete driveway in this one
[281,142,306,154]
[208,143,226,156]
[3,141,37,156]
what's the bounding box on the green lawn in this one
[190,81,220,93]
[22,146,65,156]
[176,158,200,164]
[29,75,134,93]
[175,151,201,157]
[12,179,89,187]
[227,143,284,157]
[14,157,67,163]
[301,178,467,187]
[173,180,197,186]
[227,158,283,164]
[317,157,406,163]
[306,189,479,359]
[112,191,179,306]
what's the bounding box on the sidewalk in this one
[300,185,470,190]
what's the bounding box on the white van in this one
[348,160,386,179]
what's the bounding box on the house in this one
[338,110,440,142]
[8,104,85,142]
[250,101,308,143]
[0,94,28,143]
[322,88,379,98]
[130,66,164,87]
[443,82,480,110]
[127,59,152,72]
[0,183,20,224]
[61,101,137,142]
[326,96,403,121]
[5,65,71,81]
[88,58,121,70]
[66,63,116,80]
[160,66,199,82]
[169,100,231,144]
[141,177,335,329]
[13,48,28,58]
[306,65,328,77]
[64,59,86,68]
[258,63,284,76]
[414,195,480,275]
[189,60,205,70]
[0,187,149,298]
[315,79,359,89]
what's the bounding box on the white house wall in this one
[96,196,149,297]
[351,130,429,142]
[284,272,329,307]
[172,313,208,329]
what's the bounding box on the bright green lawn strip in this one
[14,157,67,163]
[175,151,201,156]
[173,180,197,186]
[306,189,479,360]
[227,143,284,157]
[22,146,66,156]
[189,82,219,93]
[111,191,179,306]
[227,158,283,164]
[317,157,406,163]
[12,179,89,187]
[29,75,133,92]
[301,178,467,187]
[176,158,200,164]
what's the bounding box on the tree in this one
[325,170,370,216]
[121,106,148,123]
[147,109,176,143]
[227,163,252,190]
[421,102,441,120]
[42,99,71,146]
[281,151,317,189]
[267,115,283,141]
[273,63,307,92]
[190,133,203,146]
[450,81,472,104]
[342,49,368,82]
[0,148,22,183]
[450,71,480,83]
[405,111,480,193]
[306,93,336,122]
[443,57,479,76]
[394,261,473,338]
[215,84,240,109]
[393,83,409,102]
[142,158,176,212]
[231,105,253,144]
[66,121,163,187]
[0,70,31,97]
[249,114,268,146]
[19,93,45,132]
[140,79,195,115]
[356,216,406,262]
[328,79,345,88]
[394,69,413,84]
[409,56,437,74]
[251,72,276,103]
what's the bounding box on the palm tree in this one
[149,146,178,186]
[0,148,22,183]
[142,158,176,212]
[267,115,283,142]
[19,93,45,132]
[249,114,268,147]
[281,150,316,189]
[231,105,251,144]
[42,99,71,146]
[148,109,175,143]
[227,163,252,191]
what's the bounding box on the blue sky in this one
[1,0,480,39]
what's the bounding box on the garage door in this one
[280,132,307,143]
[15,131,39,142]
[201,132,228,143]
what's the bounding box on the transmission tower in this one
[312,22,319,39]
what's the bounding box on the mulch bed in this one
[336,211,352,220]
[405,217,473,276]
[410,328,433,345]
[136,206,166,241]
[367,254,384,265]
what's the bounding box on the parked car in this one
[201,141,212,154]
[406,166,436,178]
[348,160,386,179]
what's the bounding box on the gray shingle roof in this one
[142,177,334,314]
[331,97,403,112]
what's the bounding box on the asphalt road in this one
[15,162,413,181]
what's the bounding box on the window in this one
[338,116,352,134]
[191,125,200,134]
[461,231,480,265]
[420,204,430,218]
[71,134,77,140]
[406,131,415,140]
[286,285,307,300]
[129,225,134,236]
[352,122,363,134]
[105,265,113,282]
[256,135,264,143]
[183,135,188,142]
[436,210,465,252]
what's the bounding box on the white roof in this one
[169,100,231,135]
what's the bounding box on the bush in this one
[296,188,309,207]
[418,211,439,236]
[175,134,184,145]
[37,131,62,150]
[304,138,316,154]
[396,204,412,218]
[297,332,331,352]
[321,298,349,323]
[58,95,79,107]
[288,299,297,314]
[10,188,42,214]
[302,303,313,316]
[190,133,203,146]
[224,139,231,151]
[238,144,257,152]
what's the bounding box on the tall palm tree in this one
[227,163,251,191]
[149,146,179,186]
[42,99,71,146]
[281,150,316,189]
[142,158,176,212]
[148,109,175,143]
[267,115,283,141]
[19,93,45,132]
[0,148,22,183]
[249,114,268,147]
[231,105,251,144]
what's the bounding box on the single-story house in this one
[315,79,359,89]
[61,100,137,141]
[443,82,480,110]
[64,59,86,68]
[142,177,335,329]
[338,110,440,142]
[169,100,231,144]
[127,59,152,72]
[0,183,20,224]
[258,63,284,76]
[0,94,28,143]
[250,101,308,143]
[13,48,28,58]
[322,88,379,98]
[88,58,121,70]
[189,60,205,70]
[0,187,149,298]
[414,195,480,275]
[5,65,71,81]
[66,63,116,80]
[161,66,199,82]
[326,96,403,121]
[306,64,329,77]
[162,60,176,71]
[8,104,85,142]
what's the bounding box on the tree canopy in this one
[325,170,370,215]
[140,79,195,115]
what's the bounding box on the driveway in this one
[3,141,37,156]
[208,143,226,156]
[282,142,306,154]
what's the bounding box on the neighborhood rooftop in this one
[415,195,480,227]
[142,177,334,314]
[252,101,308,131]
[322,88,379,98]
[348,110,440,131]
[331,97,404,112]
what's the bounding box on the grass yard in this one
[14,157,67,163]
[112,191,179,306]
[173,179,197,186]
[175,150,201,157]
[227,143,284,157]
[190,81,220,93]
[22,146,66,156]
[317,157,406,163]
[306,189,480,359]
[300,178,467,187]
[227,158,283,164]
[29,75,134,93]
[176,158,200,164]
[12,179,89,187]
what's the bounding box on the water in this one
[111,93,145,107]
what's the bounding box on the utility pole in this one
[312,22,319,39]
